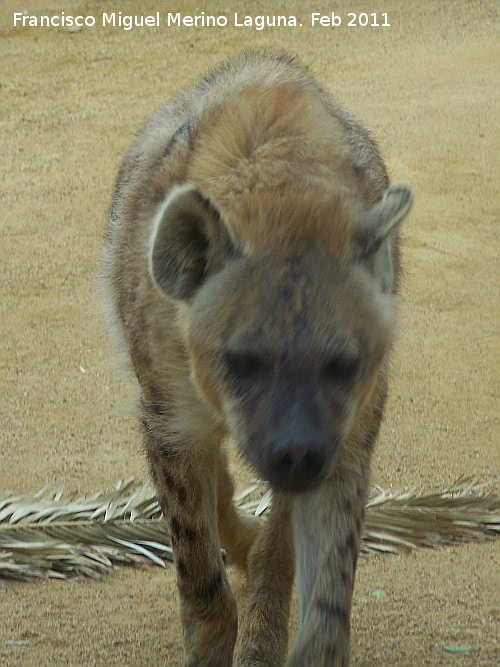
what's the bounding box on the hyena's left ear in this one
[149,184,238,301]
[351,183,414,292]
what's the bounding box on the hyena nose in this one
[268,441,326,493]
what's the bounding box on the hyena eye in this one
[224,352,271,380]
[321,356,359,384]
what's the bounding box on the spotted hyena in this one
[102,51,413,667]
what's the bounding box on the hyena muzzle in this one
[103,51,413,667]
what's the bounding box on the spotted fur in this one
[103,51,413,666]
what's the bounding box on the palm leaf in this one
[0,477,498,581]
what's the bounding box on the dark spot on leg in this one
[345,530,359,572]
[194,570,223,604]
[346,531,356,554]
[159,442,177,458]
[343,498,353,514]
[170,517,181,542]
[316,600,349,627]
[340,568,350,586]
[177,486,187,505]
[183,524,198,543]
[162,469,177,492]
[132,344,152,373]
[177,559,188,578]
[322,644,337,662]
[150,403,163,416]
[170,518,198,544]
[144,384,170,414]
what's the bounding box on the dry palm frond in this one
[0,480,170,581]
[0,477,498,581]
[362,477,499,554]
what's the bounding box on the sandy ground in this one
[0,1,498,665]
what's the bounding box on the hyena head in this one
[150,183,413,493]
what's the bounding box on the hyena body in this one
[103,52,413,666]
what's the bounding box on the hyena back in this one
[103,51,413,667]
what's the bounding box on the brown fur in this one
[103,51,413,666]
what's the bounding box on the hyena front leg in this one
[215,449,263,572]
[235,492,295,667]
[287,464,369,667]
[141,404,238,667]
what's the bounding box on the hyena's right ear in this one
[149,184,238,301]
